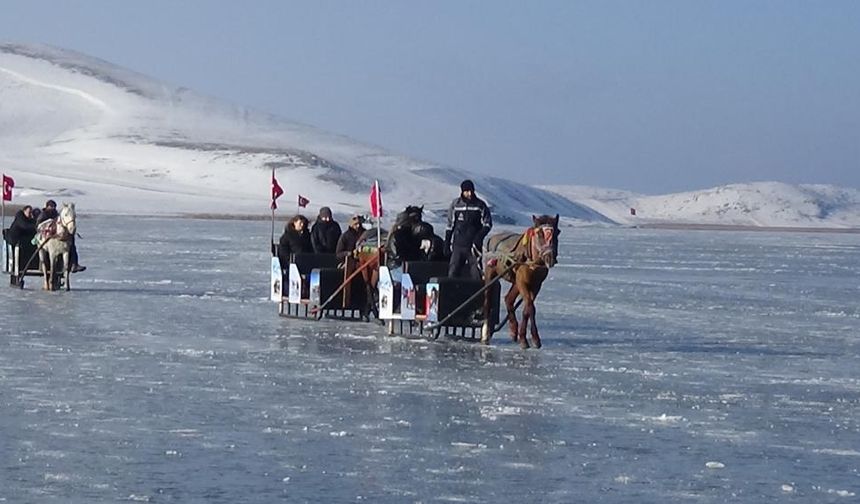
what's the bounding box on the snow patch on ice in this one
[479,405,522,420]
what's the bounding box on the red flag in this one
[298,195,310,208]
[2,174,13,202]
[369,180,382,218]
[271,173,284,210]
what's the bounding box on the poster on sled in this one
[400,273,415,320]
[309,269,321,304]
[288,264,302,304]
[378,266,394,319]
[425,281,440,322]
[2,237,9,273]
[270,257,282,302]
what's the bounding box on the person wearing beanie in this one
[310,206,342,254]
[37,199,59,223]
[335,214,365,263]
[445,179,493,279]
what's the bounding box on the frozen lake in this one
[2,216,859,503]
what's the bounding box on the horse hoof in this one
[533,341,542,349]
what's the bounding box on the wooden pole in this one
[423,262,518,332]
[310,250,379,318]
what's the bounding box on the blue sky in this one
[1,0,858,193]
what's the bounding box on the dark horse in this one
[481,214,560,348]
[354,205,446,319]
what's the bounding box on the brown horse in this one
[481,214,560,348]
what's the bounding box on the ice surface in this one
[1,218,859,502]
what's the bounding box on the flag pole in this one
[270,168,276,252]
[375,180,381,249]
[1,174,6,235]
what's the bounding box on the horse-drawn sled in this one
[272,205,561,348]
[3,230,44,287]
[3,203,78,291]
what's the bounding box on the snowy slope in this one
[0,43,599,225]
[543,182,860,228]
[4,43,858,229]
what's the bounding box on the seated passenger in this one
[278,215,312,269]
[6,205,37,247]
[310,206,341,254]
[335,215,365,263]
[37,199,59,224]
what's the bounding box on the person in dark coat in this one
[444,179,492,279]
[335,215,365,263]
[6,205,37,247]
[36,199,86,273]
[37,199,59,224]
[277,215,312,268]
[310,206,342,254]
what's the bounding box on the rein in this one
[491,225,554,271]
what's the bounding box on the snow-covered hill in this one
[3,43,858,230]
[543,182,860,228]
[0,43,601,225]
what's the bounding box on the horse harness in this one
[38,217,73,243]
[486,224,555,273]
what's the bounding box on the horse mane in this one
[532,215,557,227]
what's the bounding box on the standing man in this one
[445,179,492,279]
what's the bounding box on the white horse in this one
[37,203,77,291]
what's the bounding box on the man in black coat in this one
[37,199,59,224]
[445,179,492,279]
[310,206,342,254]
[6,205,37,247]
[335,215,365,263]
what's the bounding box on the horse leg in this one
[369,270,379,319]
[518,292,535,349]
[40,250,50,290]
[528,281,544,348]
[504,283,520,342]
[359,270,371,321]
[515,271,534,348]
[526,296,541,349]
[63,250,71,291]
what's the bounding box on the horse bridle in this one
[523,224,557,266]
[56,208,76,241]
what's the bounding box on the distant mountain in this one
[0,42,596,225]
[3,43,857,230]
[542,182,860,228]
